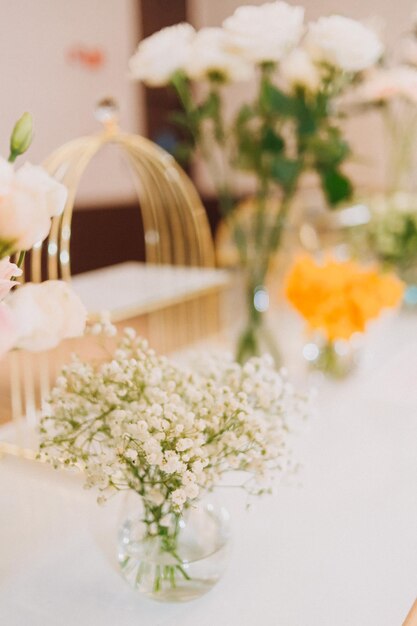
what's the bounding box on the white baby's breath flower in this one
[184,482,199,499]
[146,488,165,507]
[186,27,253,82]
[159,514,172,528]
[223,1,304,64]
[171,488,187,508]
[305,15,383,73]
[176,438,193,452]
[129,23,195,86]
[40,328,312,553]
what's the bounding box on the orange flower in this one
[285,255,404,341]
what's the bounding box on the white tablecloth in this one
[1,310,417,626]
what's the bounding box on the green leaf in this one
[198,92,220,120]
[296,99,317,136]
[270,157,301,192]
[260,81,298,117]
[260,128,284,153]
[173,142,194,165]
[320,169,353,206]
[169,111,193,130]
[309,129,350,168]
[235,104,256,126]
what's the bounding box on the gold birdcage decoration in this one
[0,100,229,458]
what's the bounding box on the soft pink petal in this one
[0,304,17,358]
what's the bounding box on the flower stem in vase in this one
[118,498,231,602]
[307,337,357,379]
[236,280,281,366]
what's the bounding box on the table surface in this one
[1,308,417,626]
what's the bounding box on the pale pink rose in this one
[6,280,87,352]
[0,304,17,359]
[0,257,22,301]
[354,67,417,105]
[400,37,417,67]
[357,69,402,102]
[16,163,67,218]
[0,157,67,253]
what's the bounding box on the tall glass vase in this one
[236,275,281,366]
[226,195,287,366]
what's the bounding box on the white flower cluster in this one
[40,329,311,529]
[129,2,383,90]
[367,195,417,266]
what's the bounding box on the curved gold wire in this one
[31,128,214,283]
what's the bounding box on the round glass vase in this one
[303,336,360,379]
[118,498,231,602]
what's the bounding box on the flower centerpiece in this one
[129,2,383,363]
[0,114,86,358]
[285,255,404,377]
[344,10,417,299]
[39,325,311,602]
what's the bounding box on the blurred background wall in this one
[188,0,417,195]
[1,0,416,270]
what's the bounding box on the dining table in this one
[1,305,417,626]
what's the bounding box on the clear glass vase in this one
[118,498,231,602]
[303,335,359,379]
[236,282,281,366]
[364,192,417,308]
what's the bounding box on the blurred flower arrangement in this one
[129,1,383,364]
[346,9,417,291]
[286,255,404,377]
[0,114,86,358]
[39,325,311,599]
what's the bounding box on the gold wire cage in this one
[32,100,214,281]
[0,100,227,457]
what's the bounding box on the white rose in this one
[0,158,67,252]
[280,48,321,91]
[306,16,383,72]
[223,1,304,64]
[129,23,195,86]
[6,280,87,352]
[185,27,253,82]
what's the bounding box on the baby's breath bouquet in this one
[40,326,310,601]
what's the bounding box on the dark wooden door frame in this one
[139,0,221,234]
